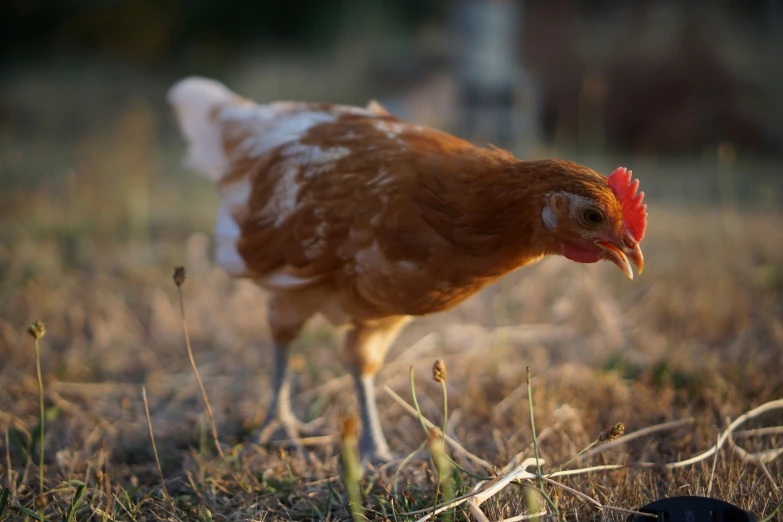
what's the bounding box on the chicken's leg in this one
[353,372,390,462]
[256,341,307,444]
[253,292,319,446]
[345,316,411,464]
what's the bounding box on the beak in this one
[595,240,644,280]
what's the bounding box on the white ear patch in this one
[542,205,558,229]
[542,192,604,229]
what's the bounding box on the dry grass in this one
[1,94,783,521]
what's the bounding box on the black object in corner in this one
[632,496,757,522]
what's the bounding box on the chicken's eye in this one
[583,209,604,225]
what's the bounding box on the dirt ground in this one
[1,100,782,520]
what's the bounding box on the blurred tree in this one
[0,0,437,67]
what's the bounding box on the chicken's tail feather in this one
[168,76,246,180]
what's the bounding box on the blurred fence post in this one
[453,0,540,153]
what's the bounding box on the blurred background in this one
[2,0,783,404]
[2,0,783,232]
[1,2,783,505]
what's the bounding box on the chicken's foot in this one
[253,342,325,448]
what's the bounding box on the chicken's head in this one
[542,167,646,279]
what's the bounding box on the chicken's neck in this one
[427,157,570,280]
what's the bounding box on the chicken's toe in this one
[254,412,331,448]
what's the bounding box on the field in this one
[1,85,783,521]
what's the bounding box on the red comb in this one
[607,167,647,242]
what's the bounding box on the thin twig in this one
[175,278,225,461]
[736,426,783,438]
[89,507,117,522]
[301,475,341,488]
[467,501,491,522]
[383,385,494,471]
[141,387,176,514]
[547,463,627,478]
[727,431,781,490]
[462,398,783,520]
[706,418,727,497]
[578,417,694,460]
[549,398,783,479]
[407,460,542,521]
[466,458,544,522]
[501,511,549,522]
[666,399,783,468]
[174,269,251,492]
[542,477,657,518]
[728,433,783,465]
[403,490,481,518]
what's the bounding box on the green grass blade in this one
[526,367,559,518]
[324,478,336,520]
[0,488,9,521]
[12,505,44,521]
[63,480,86,522]
[340,418,364,522]
[409,366,429,435]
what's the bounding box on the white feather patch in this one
[373,120,409,143]
[541,205,558,229]
[282,143,351,177]
[257,269,321,291]
[220,105,337,159]
[168,77,238,179]
[267,165,301,226]
[214,178,251,275]
[215,205,246,275]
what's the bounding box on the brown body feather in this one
[216,105,616,320]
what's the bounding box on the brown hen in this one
[168,77,646,463]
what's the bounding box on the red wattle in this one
[560,242,603,264]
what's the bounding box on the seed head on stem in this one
[28,321,46,341]
[432,359,447,384]
[599,422,625,442]
[28,320,47,519]
[173,266,187,287]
